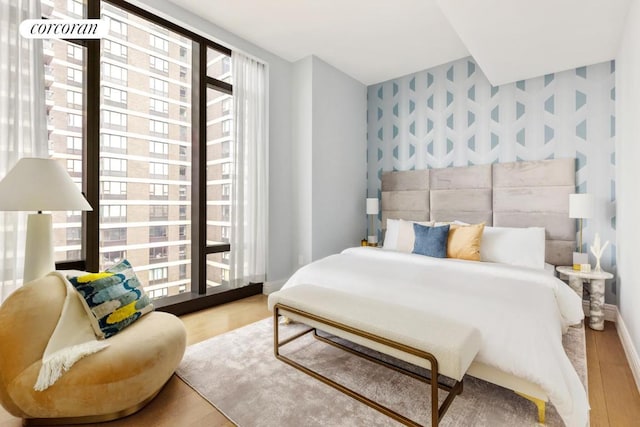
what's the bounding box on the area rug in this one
[176,318,586,426]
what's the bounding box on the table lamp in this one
[0,158,92,283]
[366,197,379,246]
[569,193,593,270]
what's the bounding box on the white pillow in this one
[383,219,401,250]
[383,218,434,252]
[480,226,546,269]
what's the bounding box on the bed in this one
[279,158,588,427]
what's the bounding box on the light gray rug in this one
[176,318,586,427]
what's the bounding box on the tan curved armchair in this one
[0,274,187,424]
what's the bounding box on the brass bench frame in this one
[273,303,464,426]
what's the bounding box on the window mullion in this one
[84,0,101,271]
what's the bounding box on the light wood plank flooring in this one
[1,295,639,426]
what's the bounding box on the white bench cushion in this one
[268,284,481,381]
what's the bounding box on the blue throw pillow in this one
[412,223,450,258]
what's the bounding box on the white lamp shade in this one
[0,158,92,212]
[569,193,594,219]
[366,198,379,215]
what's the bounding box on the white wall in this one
[311,57,367,260]
[134,0,296,283]
[292,56,367,264]
[616,0,640,361]
[292,57,313,266]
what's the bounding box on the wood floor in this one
[1,294,639,426]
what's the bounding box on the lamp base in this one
[24,213,55,283]
[572,252,589,271]
[367,235,378,245]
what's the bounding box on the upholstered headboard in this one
[380,158,576,266]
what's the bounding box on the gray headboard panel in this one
[492,158,575,266]
[429,164,492,225]
[379,158,576,265]
[381,170,429,229]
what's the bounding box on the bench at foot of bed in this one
[268,284,482,426]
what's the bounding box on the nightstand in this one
[556,266,613,331]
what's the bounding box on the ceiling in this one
[168,0,631,86]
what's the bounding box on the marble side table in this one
[556,266,613,331]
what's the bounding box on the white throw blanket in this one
[34,272,109,391]
[282,247,588,427]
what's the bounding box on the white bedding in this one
[281,247,587,427]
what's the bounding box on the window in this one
[150,98,168,114]
[101,157,127,175]
[103,63,127,83]
[103,87,127,105]
[67,44,83,61]
[222,98,231,115]
[149,141,168,156]
[221,162,230,178]
[67,113,82,128]
[67,0,83,16]
[150,162,168,177]
[149,77,168,96]
[102,250,125,267]
[67,68,83,85]
[45,0,239,310]
[148,288,168,299]
[103,110,127,128]
[101,134,127,151]
[67,227,81,242]
[101,205,127,222]
[67,90,83,108]
[150,56,169,73]
[67,136,82,152]
[149,34,169,52]
[149,119,168,135]
[102,228,127,244]
[150,205,168,220]
[101,181,127,198]
[222,120,231,135]
[66,159,82,176]
[149,246,167,262]
[104,39,128,59]
[149,183,169,199]
[149,226,168,241]
[105,15,127,38]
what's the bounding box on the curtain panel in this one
[0,0,48,302]
[229,52,268,287]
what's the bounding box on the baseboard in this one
[263,280,285,295]
[581,300,617,322]
[615,309,640,394]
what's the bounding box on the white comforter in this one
[281,247,588,427]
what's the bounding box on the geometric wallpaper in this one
[367,57,617,301]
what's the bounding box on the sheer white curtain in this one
[229,51,268,287]
[0,0,48,302]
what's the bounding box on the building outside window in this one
[45,0,238,308]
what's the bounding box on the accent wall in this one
[367,57,617,302]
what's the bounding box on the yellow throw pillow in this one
[447,223,485,261]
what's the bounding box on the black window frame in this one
[53,0,261,315]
